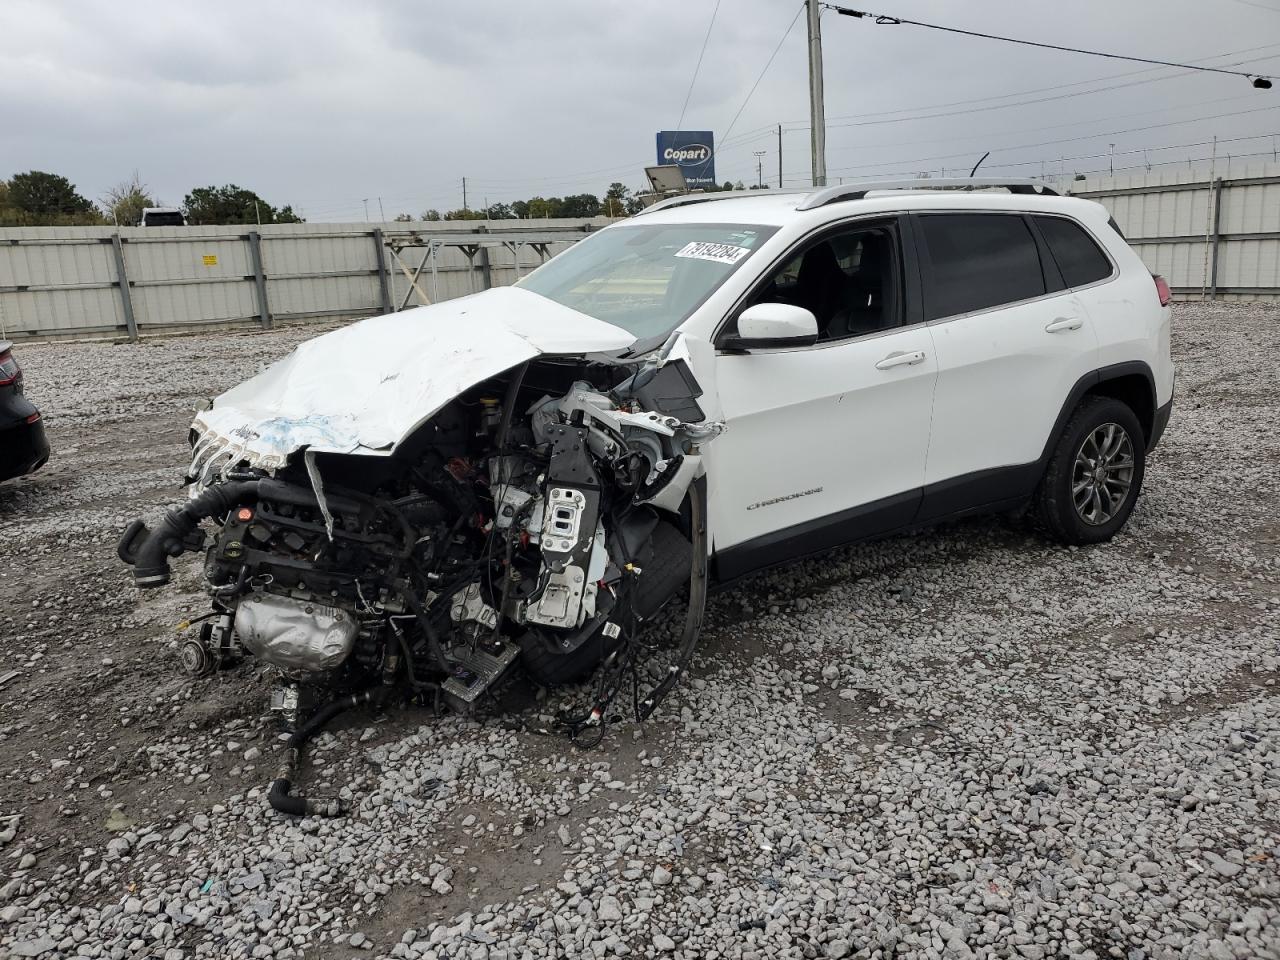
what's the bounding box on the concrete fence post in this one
[1209,178,1224,301]
[109,234,139,340]
[372,228,392,315]
[248,231,271,329]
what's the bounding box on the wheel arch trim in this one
[1040,361,1157,463]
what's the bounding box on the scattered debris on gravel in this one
[1,302,1277,959]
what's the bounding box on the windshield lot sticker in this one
[675,241,751,265]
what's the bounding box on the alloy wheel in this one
[1071,422,1135,525]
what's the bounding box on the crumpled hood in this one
[190,286,637,476]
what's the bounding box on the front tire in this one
[518,519,691,687]
[1035,395,1145,545]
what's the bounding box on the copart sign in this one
[656,130,716,188]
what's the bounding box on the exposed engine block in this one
[119,355,718,727]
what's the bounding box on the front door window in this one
[744,223,903,343]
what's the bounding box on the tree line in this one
[0,170,302,226]
[408,179,763,222]
[1,170,766,227]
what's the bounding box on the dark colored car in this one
[0,341,50,482]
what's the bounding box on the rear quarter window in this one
[918,213,1046,320]
[1035,216,1113,288]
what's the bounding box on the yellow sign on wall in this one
[202,254,218,267]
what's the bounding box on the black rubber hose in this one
[391,620,435,691]
[636,474,709,722]
[119,476,416,589]
[267,687,392,817]
[401,590,454,675]
[119,480,261,588]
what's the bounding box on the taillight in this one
[0,350,19,387]
[1153,274,1172,307]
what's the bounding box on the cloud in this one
[1,0,1276,220]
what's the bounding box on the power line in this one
[762,133,1279,187]
[717,90,1265,177]
[677,0,722,129]
[968,133,1273,173]
[967,142,1280,181]
[720,3,806,149]
[712,45,1280,160]
[821,5,1276,87]
[833,57,1280,132]
[348,42,1280,206]
[810,110,1280,178]
[776,144,1280,187]
[719,100,1280,184]
[820,91,1264,159]
[999,134,1277,173]
[1225,0,1280,13]
[705,49,1280,172]
[822,43,1280,123]
[815,45,1280,126]
[718,121,798,151]
[710,48,1280,169]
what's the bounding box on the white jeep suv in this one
[119,179,1173,796]
[629,178,1174,577]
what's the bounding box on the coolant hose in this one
[267,687,392,817]
[118,480,261,588]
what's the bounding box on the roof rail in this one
[633,179,1058,217]
[636,189,807,216]
[796,178,1058,211]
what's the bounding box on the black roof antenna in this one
[970,151,991,177]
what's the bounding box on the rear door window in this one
[1035,216,1113,288]
[917,213,1046,320]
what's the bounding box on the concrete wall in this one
[0,219,609,341]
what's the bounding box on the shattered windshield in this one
[516,222,777,338]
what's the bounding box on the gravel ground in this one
[0,301,1277,960]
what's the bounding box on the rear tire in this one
[1035,395,1145,545]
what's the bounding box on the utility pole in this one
[377,197,385,222]
[754,151,766,187]
[362,199,369,222]
[462,177,469,214]
[806,0,827,187]
[778,124,784,188]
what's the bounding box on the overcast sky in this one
[3,0,1279,221]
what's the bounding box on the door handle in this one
[1045,316,1083,333]
[875,350,926,370]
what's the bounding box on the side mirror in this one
[721,303,818,351]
